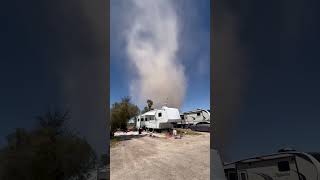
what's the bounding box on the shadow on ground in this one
[113,134,148,142]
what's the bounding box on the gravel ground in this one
[110,132,210,180]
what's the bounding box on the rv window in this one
[228,172,238,180]
[278,161,290,172]
[197,112,200,116]
[309,152,320,163]
[158,113,162,117]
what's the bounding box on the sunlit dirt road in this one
[110,132,210,180]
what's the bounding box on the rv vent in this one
[278,148,296,153]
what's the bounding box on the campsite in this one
[109,94,211,180]
[110,129,210,180]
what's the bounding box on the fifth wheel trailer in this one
[135,106,181,130]
[180,109,210,127]
[224,149,320,180]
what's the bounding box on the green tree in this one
[141,99,154,114]
[147,99,153,110]
[110,96,140,136]
[142,106,149,114]
[0,109,96,180]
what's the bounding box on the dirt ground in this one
[110,131,210,180]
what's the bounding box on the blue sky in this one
[110,0,210,112]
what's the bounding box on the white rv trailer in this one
[135,115,145,129]
[135,106,181,130]
[127,117,136,130]
[224,149,320,180]
[180,109,210,127]
[128,117,135,125]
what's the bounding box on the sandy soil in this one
[110,132,210,180]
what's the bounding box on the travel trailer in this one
[224,149,320,180]
[180,109,210,127]
[135,106,181,130]
[127,117,136,130]
[128,117,135,124]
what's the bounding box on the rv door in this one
[238,171,247,180]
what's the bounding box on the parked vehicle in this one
[190,121,210,132]
[135,106,181,130]
[127,117,136,131]
[224,149,320,180]
[179,109,210,127]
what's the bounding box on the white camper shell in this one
[128,117,135,125]
[181,109,210,126]
[224,150,320,180]
[135,106,181,130]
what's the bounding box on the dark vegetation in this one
[110,96,153,137]
[110,97,154,136]
[0,109,97,180]
[110,96,140,136]
[141,99,154,114]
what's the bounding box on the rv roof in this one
[162,106,178,110]
[183,109,206,114]
[142,110,156,116]
[223,163,236,169]
[239,153,293,163]
[225,151,319,167]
